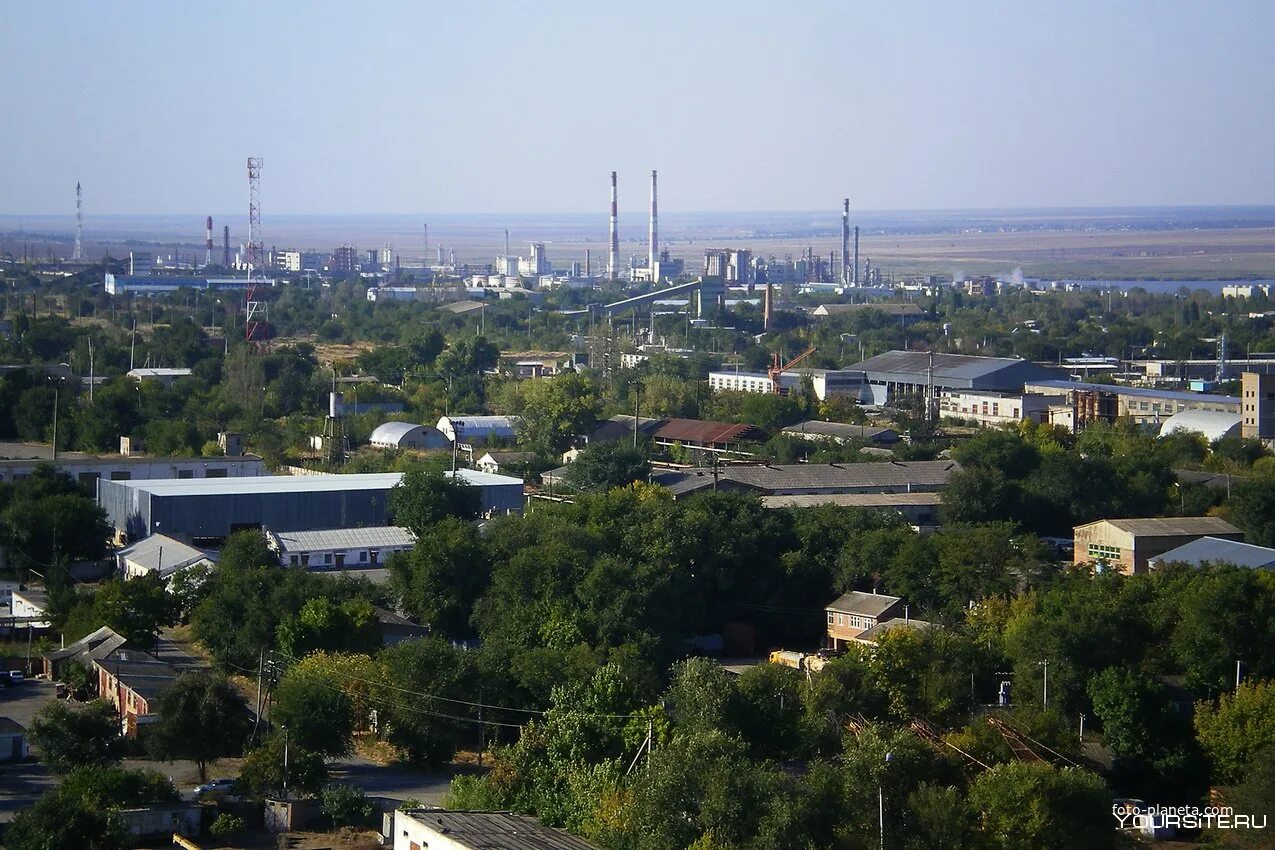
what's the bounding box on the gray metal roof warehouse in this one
[98,470,524,543]
[848,350,1063,405]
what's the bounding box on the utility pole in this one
[51,379,59,460]
[253,649,265,740]
[1038,660,1050,708]
[1236,659,1243,690]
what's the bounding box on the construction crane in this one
[768,346,817,394]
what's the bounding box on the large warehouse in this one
[368,422,451,450]
[847,351,1062,406]
[98,470,524,544]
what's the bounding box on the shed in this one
[436,415,519,445]
[1159,410,1242,442]
[369,422,451,450]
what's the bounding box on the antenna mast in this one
[245,157,265,343]
[72,182,83,261]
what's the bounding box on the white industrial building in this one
[1159,409,1243,442]
[707,368,864,401]
[127,368,193,387]
[267,526,416,570]
[938,389,1065,427]
[0,453,266,488]
[369,422,451,450]
[393,809,600,850]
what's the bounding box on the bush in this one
[321,784,375,826]
[209,812,244,836]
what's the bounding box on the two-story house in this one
[825,591,905,651]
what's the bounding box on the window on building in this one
[827,612,834,625]
[110,470,131,481]
[176,469,194,479]
[323,553,333,564]
[289,555,299,567]
[205,468,228,478]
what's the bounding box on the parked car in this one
[193,778,236,800]
[6,671,24,686]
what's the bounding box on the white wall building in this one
[268,526,416,570]
[117,534,217,581]
[393,809,601,850]
[10,588,50,629]
[938,389,1062,427]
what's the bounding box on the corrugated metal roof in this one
[855,618,937,642]
[399,810,602,850]
[761,492,942,509]
[101,470,522,498]
[369,422,428,444]
[117,534,213,575]
[814,303,924,316]
[851,350,1039,381]
[826,591,902,617]
[780,421,899,442]
[272,526,415,553]
[720,460,957,491]
[1148,536,1275,569]
[653,418,764,444]
[1080,516,1242,537]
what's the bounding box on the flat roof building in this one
[655,460,957,498]
[98,470,523,543]
[1024,379,1239,427]
[1241,371,1275,440]
[779,421,900,445]
[0,453,266,488]
[104,274,273,295]
[1073,517,1244,574]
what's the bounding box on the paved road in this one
[327,755,459,806]
[0,679,56,823]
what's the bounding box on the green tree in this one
[237,732,329,797]
[276,596,381,659]
[968,761,1114,850]
[388,463,482,534]
[320,784,375,826]
[511,372,602,454]
[376,637,478,766]
[5,787,123,850]
[146,672,252,781]
[1195,680,1275,784]
[1225,477,1275,547]
[272,666,355,757]
[388,517,489,638]
[62,574,178,649]
[28,700,124,774]
[563,442,649,492]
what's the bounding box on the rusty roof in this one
[652,418,764,444]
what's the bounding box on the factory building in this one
[1073,517,1244,575]
[937,389,1066,427]
[104,274,269,295]
[97,470,524,544]
[703,249,753,284]
[0,453,265,488]
[848,351,1063,407]
[267,526,416,570]
[1023,380,1239,427]
[707,368,864,401]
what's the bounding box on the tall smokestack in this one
[585,248,591,277]
[853,225,860,286]
[763,283,773,332]
[841,199,850,285]
[608,171,619,280]
[205,216,214,267]
[222,225,230,267]
[649,170,658,276]
[72,182,84,261]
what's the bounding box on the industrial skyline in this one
[3,2,1274,216]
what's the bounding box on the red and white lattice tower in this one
[245,157,265,342]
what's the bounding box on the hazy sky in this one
[3,0,1273,215]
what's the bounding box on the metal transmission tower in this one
[72,182,84,261]
[244,157,266,343]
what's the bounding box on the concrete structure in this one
[499,351,576,378]
[0,453,266,488]
[655,460,958,498]
[825,591,905,650]
[393,808,602,850]
[1158,410,1242,442]
[1024,380,1239,427]
[1147,536,1275,571]
[97,470,524,543]
[779,421,900,445]
[117,534,216,580]
[127,367,193,387]
[0,718,28,763]
[104,274,269,295]
[938,389,1064,427]
[128,252,153,276]
[118,803,201,840]
[95,649,182,736]
[761,492,941,525]
[1241,371,1275,440]
[1073,517,1244,574]
[608,171,619,280]
[436,415,519,445]
[268,526,416,569]
[849,351,1061,407]
[369,422,451,451]
[10,588,50,629]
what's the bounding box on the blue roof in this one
[1027,379,1239,405]
[1149,536,1275,569]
